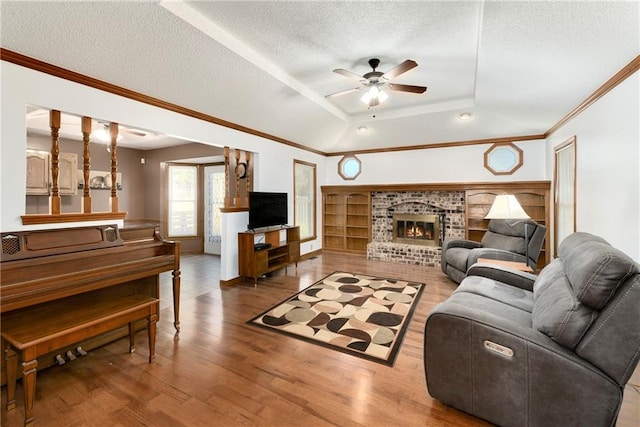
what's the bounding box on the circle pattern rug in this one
[247,271,426,366]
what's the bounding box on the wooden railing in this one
[21,109,126,225]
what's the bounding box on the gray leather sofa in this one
[425,232,640,427]
[440,219,547,284]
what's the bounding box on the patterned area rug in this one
[247,271,425,366]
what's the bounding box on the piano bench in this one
[1,294,159,426]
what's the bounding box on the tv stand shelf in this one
[238,226,300,285]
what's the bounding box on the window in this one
[338,155,362,180]
[204,165,225,254]
[168,164,198,237]
[294,160,316,242]
[484,142,523,175]
[554,136,577,253]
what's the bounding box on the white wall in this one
[248,145,325,256]
[1,61,324,280]
[1,61,325,229]
[546,72,640,261]
[324,139,546,185]
[3,58,638,267]
[220,211,248,281]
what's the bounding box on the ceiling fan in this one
[93,121,151,143]
[326,58,427,108]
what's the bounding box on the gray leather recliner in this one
[441,218,546,284]
[425,232,640,427]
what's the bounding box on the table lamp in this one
[485,194,531,267]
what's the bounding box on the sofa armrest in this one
[467,247,528,266]
[466,263,537,291]
[442,239,482,252]
[424,295,622,427]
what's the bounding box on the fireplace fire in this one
[392,214,440,246]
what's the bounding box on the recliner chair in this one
[440,218,546,283]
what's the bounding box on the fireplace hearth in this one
[393,214,440,246]
[367,190,465,267]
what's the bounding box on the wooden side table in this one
[476,258,534,273]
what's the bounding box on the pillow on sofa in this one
[559,233,639,310]
[532,258,597,349]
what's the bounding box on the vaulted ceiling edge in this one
[4,49,637,157]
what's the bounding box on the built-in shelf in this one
[322,191,371,254]
[322,182,551,267]
[465,187,550,269]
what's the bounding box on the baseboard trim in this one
[220,276,244,286]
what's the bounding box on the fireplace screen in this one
[392,214,440,246]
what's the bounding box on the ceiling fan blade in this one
[333,68,366,82]
[122,128,147,137]
[388,83,427,94]
[325,87,360,98]
[382,59,418,80]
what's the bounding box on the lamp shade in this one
[485,194,530,219]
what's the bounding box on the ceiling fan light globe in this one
[378,90,389,103]
[93,128,110,143]
[92,123,123,143]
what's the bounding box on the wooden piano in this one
[0,224,180,425]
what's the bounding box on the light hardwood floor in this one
[2,252,638,426]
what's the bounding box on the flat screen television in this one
[248,191,288,230]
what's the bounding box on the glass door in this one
[204,165,225,255]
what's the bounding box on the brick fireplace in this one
[367,190,465,267]
[392,213,441,246]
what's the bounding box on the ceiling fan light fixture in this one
[92,123,122,143]
[330,58,425,109]
[361,84,388,106]
[92,124,110,143]
[360,89,373,104]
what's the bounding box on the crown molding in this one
[326,134,545,157]
[0,48,326,156]
[3,49,637,157]
[545,55,640,138]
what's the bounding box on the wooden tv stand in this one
[238,226,300,285]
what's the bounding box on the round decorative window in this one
[484,142,523,175]
[338,155,362,180]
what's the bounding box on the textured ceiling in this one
[2,1,639,153]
